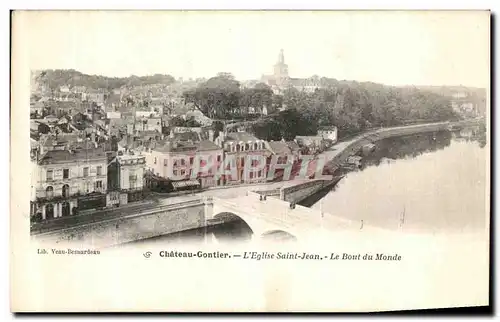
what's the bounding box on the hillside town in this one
[29,50,486,223]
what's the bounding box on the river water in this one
[313,130,488,233]
[133,129,488,245]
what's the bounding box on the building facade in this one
[107,153,147,205]
[318,126,338,143]
[31,148,108,221]
[145,139,224,190]
[215,131,271,185]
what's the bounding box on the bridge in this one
[206,191,379,243]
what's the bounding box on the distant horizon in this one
[20,11,489,90]
[32,68,487,91]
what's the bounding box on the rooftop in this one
[116,153,145,162]
[318,126,338,131]
[172,131,201,142]
[286,141,301,152]
[154,139,221,153]
[224,131,260,143]
[267,141,292,155]
[38,147,107,165]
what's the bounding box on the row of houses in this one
[30,125,338,223]
[30,146,146,221]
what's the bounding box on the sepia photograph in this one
[10,10,490,312]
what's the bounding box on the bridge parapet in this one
[254,188,281,198]
[279,179,332,203]
[210,192,370,242]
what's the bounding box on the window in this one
[180,169,185,176]
[249,172,254,179]
[173,170,178,176]
[46,170,53,181]
[63,169,69,179]
[154,157,157,165]
[95,181,103,190]
[83,167,89,177]
[62,184,70,198]
[129,175,137,189]
[97,166,102,176]
[181,159,185,166]
[45,186,54,198]
[190,157,194,165]
[164,159,168,166]
[217,155,221,162]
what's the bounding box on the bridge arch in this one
[261,230,297,242]
[211,212,254,243]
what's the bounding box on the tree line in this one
[34,69,176,91]
[276,83,461,140]
[184,73,461,141]
[183,73,278,119]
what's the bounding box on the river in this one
[132,128,488,245]
[313,130,488,233]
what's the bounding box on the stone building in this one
[31,147,108,221]
[107,152,146,206]
[215,131,272,185]
[318,126,338,143]
[144,138,224,190]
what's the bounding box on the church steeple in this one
[278,49,285,64]
[273,49,289,86]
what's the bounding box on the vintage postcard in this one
[11,10,490,312]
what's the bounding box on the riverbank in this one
[321,119,483,173]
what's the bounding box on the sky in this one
[15,10,490,88]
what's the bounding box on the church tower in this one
[273,49,289,86]
[278,49,285,64]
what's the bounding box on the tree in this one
[184,116,202,127]
[211,120,225,138]
[169,116,186,127]
[271,94,283,112]
[169,116,202,128]
[183,73,241,119]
